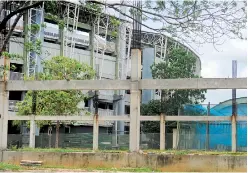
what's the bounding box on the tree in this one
[141,47,206,133]
[88,0,246,47]
[14,56,95,148]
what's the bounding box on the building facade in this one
[4,2,201,147]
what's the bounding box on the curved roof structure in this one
[211,97,247,112]
[183,97,247,116]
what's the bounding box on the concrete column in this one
[89,24,95,69]
[129,49,141,152]
[0,85,8,149]
[93,114,99,151]
[231,115,237,152]
[0,83,3,149]
[0,55,9,149]
[160,114,165,150]
[173,129,178,149]
[29,116,36,148]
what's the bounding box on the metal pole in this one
[176,107,180,149]
[231,60,237,152]
[206,102,210,150]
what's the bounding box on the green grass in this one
[40,166,158,172]
[10,147,246,156]
[0,162,22,171]
[0,162,157,172]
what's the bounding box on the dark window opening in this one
[84,99,89,107]
[125,90,130,94]
[10,63,23,73]
[108,104,113,110]
[65,126,71,134]
[9,91,22,101]
[125,105,130,114]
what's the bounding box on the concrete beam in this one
[160,114,165,150]
[140,78,247,89]
[8,115,94,121]
[6,80,131,91]
[7,115,246,121]
[5,78,247,91]
[140,116,247,121]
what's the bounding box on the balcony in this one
[98,108,114,116]
[9,72,23,80]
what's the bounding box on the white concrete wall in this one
[9,38,117,80]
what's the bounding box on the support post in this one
[0,54,9,149]
[160,113,165,150]
[0,85,8,149]
[89,24,95,69]
[93,114,99,151]
[129,49,141,152]
[172,129,178,149]
[231,115,237,152]
[231,60,237,152]
[93,91,99,151]
[29,115,35,148]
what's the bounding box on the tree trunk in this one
[55,120,60,148]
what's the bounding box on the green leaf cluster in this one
[14,56,95,128]
[142,47,206,133]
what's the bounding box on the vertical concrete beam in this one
[129,49,141,152]
[93,114,99,151]
[172,129,178,149]
[160,114,165,150]
[0,87,8,149]
[231,115,237,152]
[89,24,95,69]
[0,83,3,149]
[0,55,9,150]
[29,116,36,148]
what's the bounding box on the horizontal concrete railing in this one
[7,115,247,121]
[1,78,246,91]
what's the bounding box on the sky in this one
[193,37,247,104]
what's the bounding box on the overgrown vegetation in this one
[9,147,247,156]
[141,47,206,133]
[0,161,158,172]
[14,56,95,148]
[0,162,22,171]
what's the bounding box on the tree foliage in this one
[141,47,206,133]
[88,0,247,46]
[14,56,95,127]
